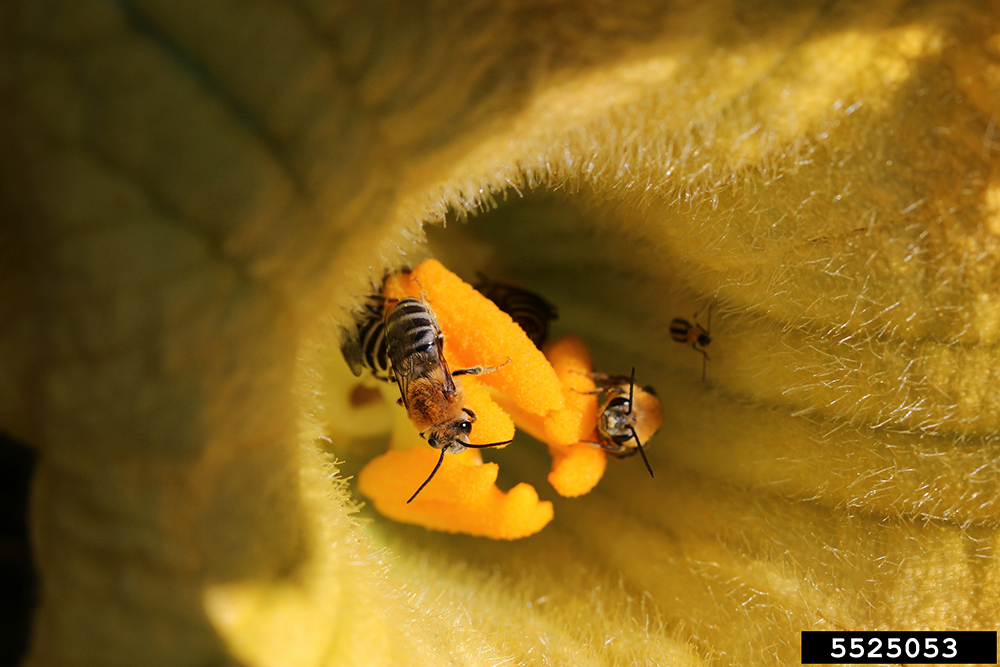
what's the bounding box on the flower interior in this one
[355,258,617,539]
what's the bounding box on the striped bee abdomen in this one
[384,297,442,370]
[669,318,693,343]
[669,311,711,380]
[340,297,392,381]
[474,273,558,349]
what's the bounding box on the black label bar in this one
[801,631,997,664]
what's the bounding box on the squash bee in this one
[384,296,510,502]
[670,307,711,381]
[584,367,662,477]
[340,294,392,382]
[473,273,558,349]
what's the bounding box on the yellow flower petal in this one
[7,2,1000,667]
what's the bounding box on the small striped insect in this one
[670,308,712,381]
[583,367,662,477]
[383,295,511,503]
[474,273,558,349]
[341,272,556,378]
[340,294,392,382]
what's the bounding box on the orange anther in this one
[360,260,562,538]
[492,334,607,497]
[385,260,564,415]
[547,444,608,497]
[542,334,600,446]
[357,447,553,540]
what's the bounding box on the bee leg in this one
[411,274,427,295]
[582,439,630,457]
[464,408,477,422]
[693,303,712,323]
[574,386,626,398]
[411,275,438,320]
[396,397,404,406]
[570,370,636,388]
[609,448,639,459]
[692,344,711,382]
[585,371,634,385]
[452,357,511,377]
[695,346,707,381]
[568,369,598,379]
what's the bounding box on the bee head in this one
[698,331,712,346]
[425,415,474,453]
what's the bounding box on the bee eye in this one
[459,420,472,434]
[608,396,629,409]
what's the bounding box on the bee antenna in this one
[629,426,654,478]
[407,449,446,504]
[412,275,430,305]
[462,438,514,448]
[626,366,636,415]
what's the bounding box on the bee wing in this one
[393,353,415,410]
[433,335,459,398]
[392,348,458,411]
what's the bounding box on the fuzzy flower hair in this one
[4,1,1000,665]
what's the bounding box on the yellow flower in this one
[4,1,1000,666]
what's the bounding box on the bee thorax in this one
[406,377,465,431]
